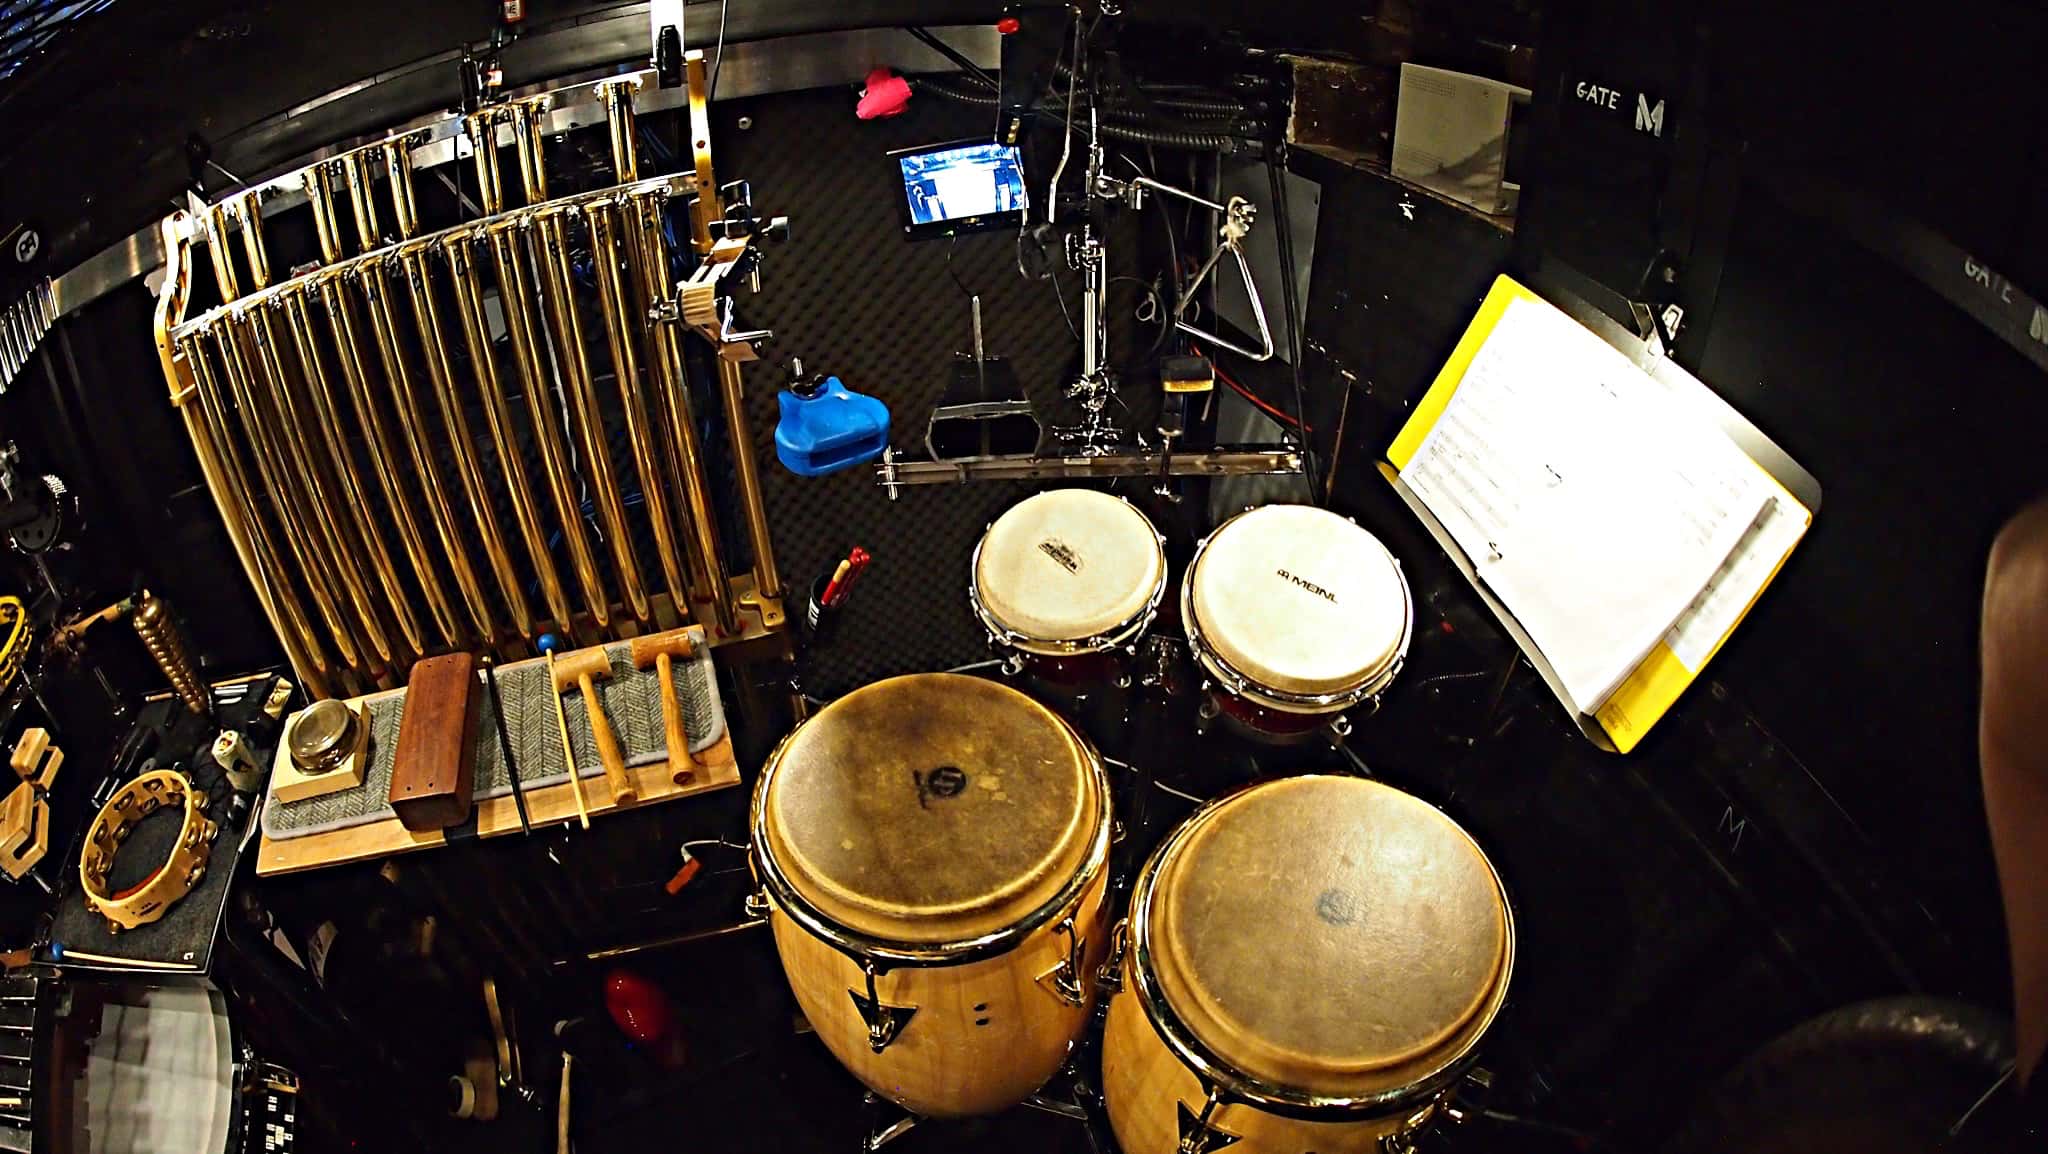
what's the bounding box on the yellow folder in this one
[1386,274,1814,752]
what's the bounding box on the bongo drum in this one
[1100,775,1513,1153]
[751,673,1114,1117]
[1183,504,1413,739]
[971,489,1167,686]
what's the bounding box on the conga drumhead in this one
[975,489,1164,646]
[1144,776,1510,1099]
[1188,505,1406,702]
[761,673,1103,945]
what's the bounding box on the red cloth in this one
[857,68,912,120]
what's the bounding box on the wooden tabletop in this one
[256,652,744,876]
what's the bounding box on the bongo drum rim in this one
[1121,776,1514,1115]
[971,490,1167,654]
[750,703,1113,967]
[1180,516,1414,713]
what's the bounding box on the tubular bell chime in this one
[153,55,784,697]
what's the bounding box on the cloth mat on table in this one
[262,641,725,841]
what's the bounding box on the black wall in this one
[1502,0,2048,1008]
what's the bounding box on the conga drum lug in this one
[743,888,771,920]
[1176,1086,1241,1154]
[1095,919,1130,996]
[1034,916,1088,1008]
[850,961,917,1054]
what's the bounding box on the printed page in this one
[1663,491,1813,670]
[1401,296,1771,710]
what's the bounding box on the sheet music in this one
[1663,491,1812,670]
[1401,296,1771,711]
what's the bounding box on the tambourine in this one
[79,769,217,932]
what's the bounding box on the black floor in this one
[529,475,1992,1154]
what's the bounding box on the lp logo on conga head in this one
[914,765,969,808]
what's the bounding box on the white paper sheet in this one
[1401,297,1772,711]
[1663,491,1812,670]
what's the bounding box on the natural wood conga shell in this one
[769,865,1109,1118]
[1101,955,1433,1153]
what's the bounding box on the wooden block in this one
[8,728,55,788]
[388,653,480,832]
[0,784,46,879]
[0,785,32,857]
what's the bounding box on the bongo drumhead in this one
[760,673,1103,945]
[1143,776,1510,1099]
[1188,505,1407,702]
[975,489,1164,647]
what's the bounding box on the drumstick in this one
[556,1052,573,1154]
[537,635,591,830]
[818,558,853,607]
[829,548,870,608]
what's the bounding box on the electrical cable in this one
[1268,152,1321,500]
[1119,153,1182,359]
[1045,10,1082,227]
[1191,340,1307,431]
[1047,258,1080,340]
[913,77,1248,153]
[707,0,730,103]
[905,26,998,93]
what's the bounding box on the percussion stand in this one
[858,1091,919,1152]
[1324,715,1379,779]
[858,1093,1105,1152]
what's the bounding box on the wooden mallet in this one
[552,647,636,805]
[628,626,705,784]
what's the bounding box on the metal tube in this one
[585,199,691,615]
[355,255,496,641]
[204,203,241,302]
[248,300,396,667]
[396,240,534,636]
[159,212,329,695]
[304,164,346,264]
[714,356,782,601]
[442,232,573,632]
[383,137,421,240]
[465,110,506,216]
[684,54,720,252]
[509,98,550,205]
[210,315,366,672]
[597,79,640,184]
[177,386,331,695]
[622,200,716,612]
[876,448,1304,486]
[234,191,271,290]
[534,205,649,624]
[342,148,382,254]
[485,217,611,630]
[280,283,426,656]
[623,189,735,634]
[316,269,465,647]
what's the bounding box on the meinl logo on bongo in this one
[1277,569,1337,604]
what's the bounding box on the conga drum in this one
[751,673,1114,1116]
[1100,775,1513,1153]
[1183,504,1413,739]
[971,488,1167,686]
